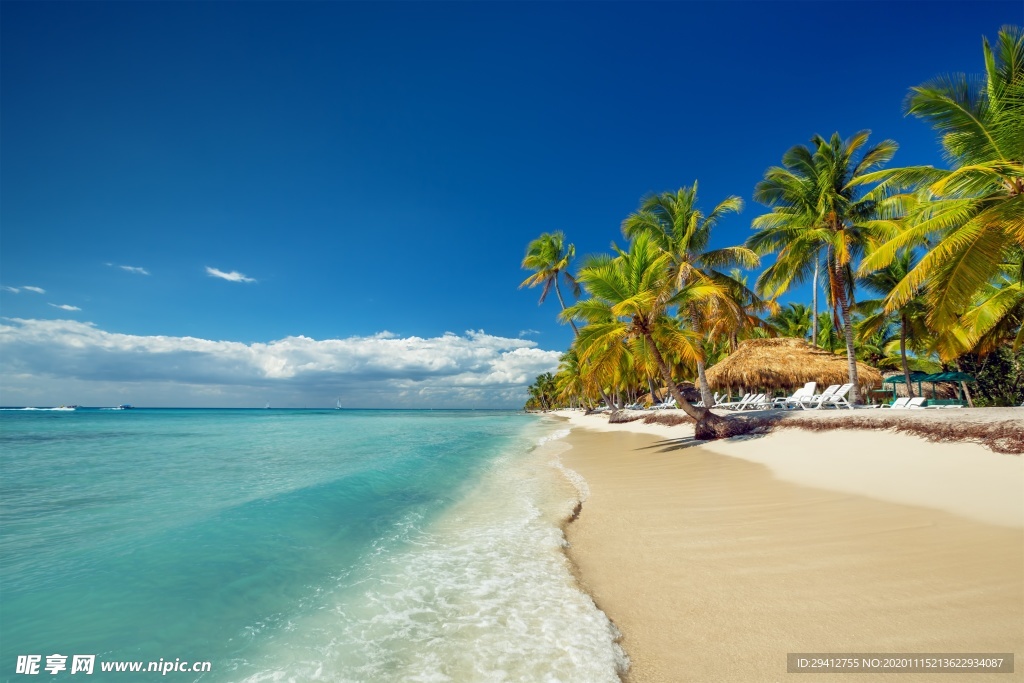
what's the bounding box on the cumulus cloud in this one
[0,319,562,408]
[48,304,81,311]
[206,267,256,283]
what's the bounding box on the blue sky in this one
[1,1,1020,407]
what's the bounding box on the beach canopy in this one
[882,371,932,384]
[923,371,976,383]
[704,337,882,391]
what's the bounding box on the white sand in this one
[552,409,1024,528]
[549,409,1024,682]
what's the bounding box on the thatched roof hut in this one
[705,338,883,392]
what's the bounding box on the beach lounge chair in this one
[693,392,723,408]
[739,394,772,411]
[881,397,911,409]
[905,396,927,409]
[802,384,851,409]
[728,393,767,411]
[715,393,752,410]
[651,397,677,410]
[797,385,838,409]
[773,382,816,409]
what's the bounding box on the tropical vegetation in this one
[522,25,1024,427]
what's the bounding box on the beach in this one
[552,409,1024,682]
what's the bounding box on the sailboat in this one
[264,402,270,409]
[336,398,342,410]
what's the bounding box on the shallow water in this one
[0,409,624,682]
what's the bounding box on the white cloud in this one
[3,285,46,294]
[518,329,540,338]
[118,265,150,275]
[0,319,563,408]
[206,267,256,283]
[48,304,81,311]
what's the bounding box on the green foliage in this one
[956,347,1024,406]
[524,372,560,411]
[769,303,812,339]
[858,26,1024,348]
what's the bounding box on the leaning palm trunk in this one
[689,305,714,407]
[553,281,580,337]
[695,358,713,407]
[643,334,729,438]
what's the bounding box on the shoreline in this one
[549,411,1024,682]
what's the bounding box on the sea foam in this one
[238,422,626,682]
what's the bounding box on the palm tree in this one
[563,234,731,438]
[519,231,582,334]
[749,131,899,403]
[857,26,1024,333]
[769,302,813,339]
[959,246,1024,353]
[621,183,759,406]
[814,312,844,353]
[857,250,932,396]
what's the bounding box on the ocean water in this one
[0,408,626,682]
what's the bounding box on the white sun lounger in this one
[881,397,911,409]
[773,382,816,409]
[797,384,839,409]
[803,383,853,409]
[739,394,773,411]
[716,393,752,410]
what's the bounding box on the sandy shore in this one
[551,410,1024,682]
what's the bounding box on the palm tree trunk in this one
[643,333,729,438]
[689,305,714,407]
[811,257,819,348]
[900,316,914,399]
[695,358,713,407]
[833,262,860,404]
[955,359,975,408]
[553,281,580,336]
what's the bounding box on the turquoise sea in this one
[0,408,625,682]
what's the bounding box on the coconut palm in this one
[748,131,899,403]
[857,26,1024,333]
[621,183,759,406]
[814,312,844,353]
[563,234,732,438]
[959,246,1024,353]
[519,231,582,334]
[857,250,932,396]
[769,302,813,340]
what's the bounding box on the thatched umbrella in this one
[705,338,883,395]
